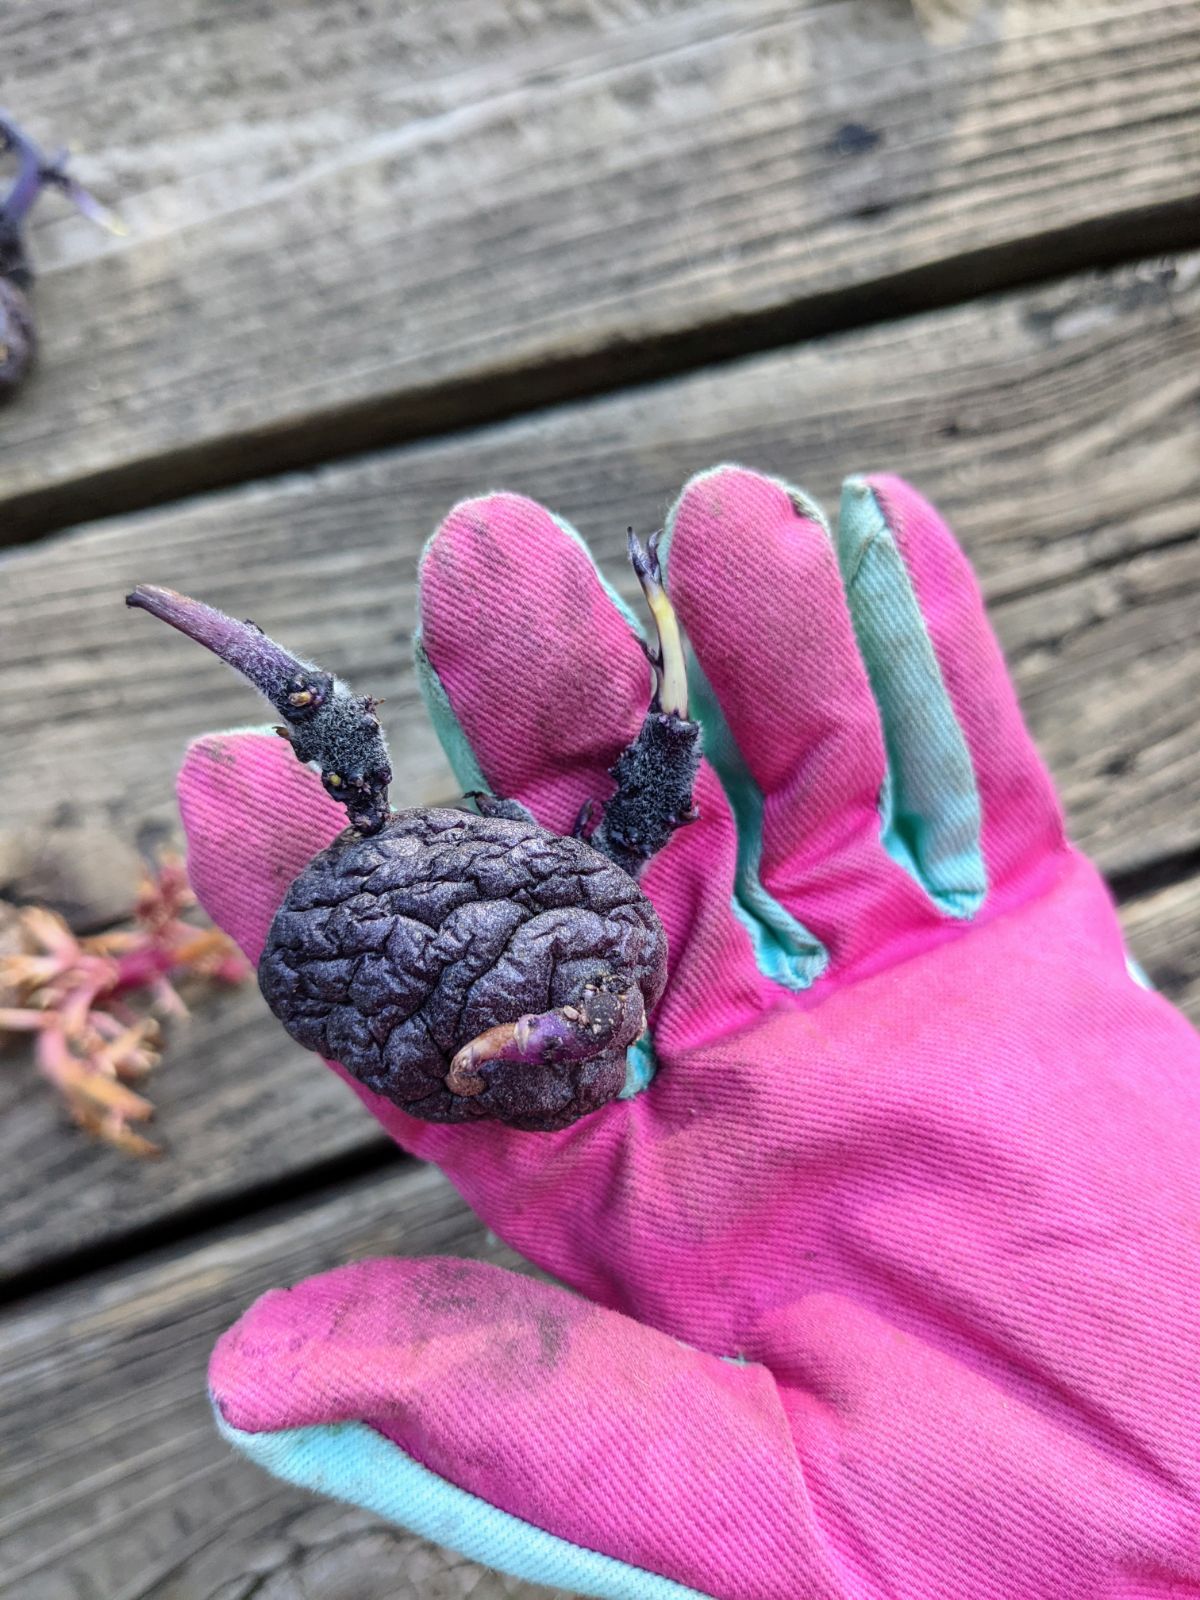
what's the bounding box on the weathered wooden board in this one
[0,977,399,1290]
[1,250,1197,1288]
[2,0,1198,535]
[1,252,1195,859]
[0,1162,571,1600]
[1121,873,1200,1017]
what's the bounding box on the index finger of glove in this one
[417,493,785,1016]
[416,493,653,836]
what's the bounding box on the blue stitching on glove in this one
[685,648,830,990]
[218,1412,712,1600]
[413,635,491,797]
[837,478,987,919]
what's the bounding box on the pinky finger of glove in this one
[210,1257,832,1600]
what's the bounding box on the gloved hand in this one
[182,468,1200,1600]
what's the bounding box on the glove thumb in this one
[210,1255,827,1600]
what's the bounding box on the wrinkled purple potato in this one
[127,534,701,1132]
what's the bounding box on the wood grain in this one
[1121,873,1200,1017]
[1,249,1197,1286]
[1,252,1195,858]
[0,978,397,1289]
[0,1163,570,1600]
[2,0,1198,535]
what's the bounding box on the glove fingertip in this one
[208,1278,305,1432]
[416,490,650,836]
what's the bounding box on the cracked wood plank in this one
[2,0,1198,534]
[0,250,1196,1285]
[0,1163,569,1600]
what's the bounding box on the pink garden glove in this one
[182,469,1200,1599]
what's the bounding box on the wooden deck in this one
[2,2,1198,1594]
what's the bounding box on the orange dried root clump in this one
[0,855,247,1155]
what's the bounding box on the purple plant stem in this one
[127,585,393,835]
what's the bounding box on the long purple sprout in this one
[127,586,393,835]
[127,528,701,870]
